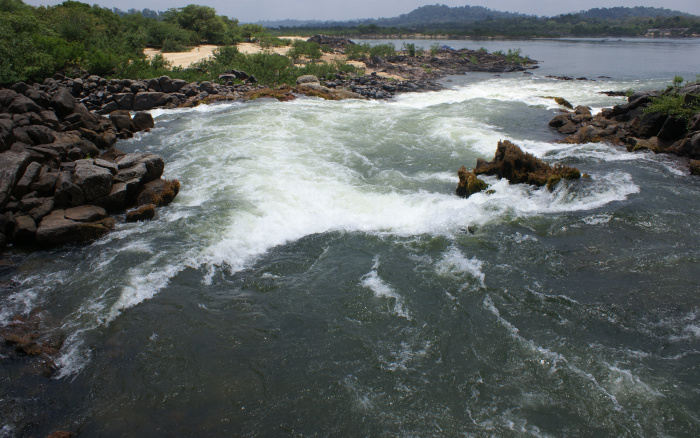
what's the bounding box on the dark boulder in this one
[657,116,687,142]
[132,92,169,111]
[132,112,155,132]
[11,214,36,244]
[8,94,43,114]
[50,87,76,117]
[72,160,113,202]
[634,112,667,138]
[690,160,700,176]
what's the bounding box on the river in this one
[1,38,699,437]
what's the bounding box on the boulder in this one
[136,179,180,207]
[35,209,115,246]
[11,215,36,244]
[690,160,700,176]
[8,94,42,114]
[72,160,113,202]
[0,118,13,151]
[297,75,320,85]
[657,116,687,142]
[456,166,488,198]
[132,112,154,132]
[112,93,135,110]
[13,161,42,199]
[64,205,108,222]
[93,182,127,212]
[39,111,60,130]
[109,111,136,133]
[50,87,76,117]
[125,204,155,222]
[474,140,581,191]
[634,112,667,138]
[53,171,85,208]
[132,92,169,111]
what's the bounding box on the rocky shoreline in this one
[548,83,700,174]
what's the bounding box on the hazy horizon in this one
[23,0,700,23]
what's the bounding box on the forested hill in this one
[577,7,692,20]
[372,4,527,26]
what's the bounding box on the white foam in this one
[435,247,486,288]
[360,257,410,319]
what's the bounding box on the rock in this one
[0,150,33,192]
[0,118,13,151]
[12,215,36,244]
[574,105,592,116]
[634,112,667,138]
[561,125,604,144]
[53,171,85,208]
[456,166,488,198]
[657,116,687,142]
[690,160,700,176]
[39,110,60,130]
[297,75,320,85]
[136,179,180,207]
[8,94,42,114]
[474,140,581,191]
[23,125,56,145]
[50,87,76,117]
[35,209,115,246]
[548,113,572,129]
[132,112,154,132]
[109,111,136,133]
[626,137,660,153]
[72,160,113,202]
[28,198,54,222]
[13,161,42,198]
[690,132,700,159]
[125,204,155,222]
[112,93,135,110]
[93,158,119,175]
[132,92,169,111]
[199,82,215,94]
[46,431,75,438]
[93,182,127,212]
[64,205,108,222]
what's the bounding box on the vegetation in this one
[0,0,359,86]
[644,76,700,122]
[265,5,700,38]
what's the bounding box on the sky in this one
[23,0,700,22]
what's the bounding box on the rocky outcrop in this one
[0,81,179,249]
[549,83,700,175]
[307,35,356,49]
[464,140,581,193]
[456,166,488,198]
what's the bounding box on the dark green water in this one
[1,39,699,437]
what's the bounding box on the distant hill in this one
[576,7,692,20]
[258,4,696,29]
[372,4,528,27]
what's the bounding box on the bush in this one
[287,40,322,60]
[370,43,395,58]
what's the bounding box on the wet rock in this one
[11,215,36,244]
[474,140,581,191]
[136,179,180,207]
[35,209,115,246]
[456,166,488,198]
[64,205,108,222]
[125,204,155,222]
[634,112,667,138]
[133,92,169,111]
[690,160,700,176]
[109,110,136,133]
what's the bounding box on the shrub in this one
[370,43,395,58]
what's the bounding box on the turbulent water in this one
[2,39,700,437]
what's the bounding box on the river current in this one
[2,38,700,437]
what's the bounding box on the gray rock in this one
[29,167,58,194]
[65,205,108,222]
[8,94,42,114]
[35,209,116,246]
[39,111,60,130]
[13,161,42,199]
[132,92,169,111]
[114,162,147,184]
[50,87,76,117]
[93,182,127,212]
[0,118,13,152]
[54,171,85,208]
[93,158,119,175]
[116,153,142,169]
[28,197,54,222]
[109,111,136,133]
[72,160,113,202]
[113,93,135,110]
[297,75,320,85]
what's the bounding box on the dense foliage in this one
[0,0,357,85]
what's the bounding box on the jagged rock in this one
[561,125,604,144]
[456,166,488,198]
[125,204,155,222]
[39,110,60,130]
[112,93,135,110]
[657,116,687,142]
[474,140,581,191]
[634,112,667,138]
[72,160,113,202]
[0,118,13,151]
[35,209,115,246]
[93,182,127,212]
[0,151,32,200]
[50,87,75,117]
[8,94,42,114]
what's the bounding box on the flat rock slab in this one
[64,205,108,222]
[36,209,115,246]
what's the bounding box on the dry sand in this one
[143,37,403,80]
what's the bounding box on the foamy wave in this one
[361,257,410,319]
[435,247,486,288]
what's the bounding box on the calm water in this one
[1,39,699,437]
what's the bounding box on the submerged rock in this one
[472,140,581,191]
